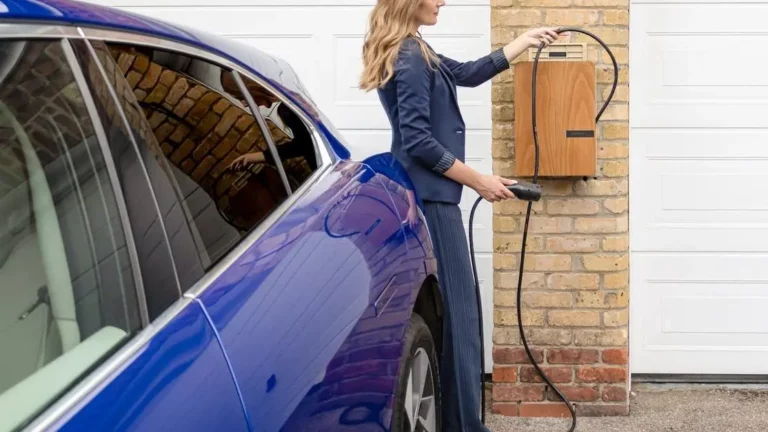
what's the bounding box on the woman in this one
[360,1,564,430]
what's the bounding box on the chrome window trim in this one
[22,298,195,432]
[0,23,79,38]
[78,27,335,168]
[232,70,292,196]
[76,32,184,300]
[61,38,151,327]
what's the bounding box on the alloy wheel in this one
[404,347,436,432]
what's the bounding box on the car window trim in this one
[230,70,292,196]
[74,34,185,304]
[77,27,335,168]
[232,70,321,189]
[21,298,195,432]
[61,38,151,328]
[0,23,334,168]
[0,23,78,38]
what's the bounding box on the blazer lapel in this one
[437,61,460,110]
[421,38,461,110]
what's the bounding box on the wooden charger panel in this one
[514,61,596,177]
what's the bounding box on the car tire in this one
[391,313,441,432]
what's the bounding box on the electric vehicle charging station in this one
[468,27,619,431]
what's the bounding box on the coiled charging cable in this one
[469,27,619,431]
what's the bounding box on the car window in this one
[0,39,140,431]
[236,74,320,190]
[93,40,297,279]
[69,40,185,317]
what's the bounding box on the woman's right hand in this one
[473,174,518,202]
[516,27,564,49]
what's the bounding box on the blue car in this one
[0,1,445,431]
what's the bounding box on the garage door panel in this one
[631,254,768,374]
[631,0,768,374]
[631,4,768,128]
[630,129,768,252]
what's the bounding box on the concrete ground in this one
[485,384,768,432]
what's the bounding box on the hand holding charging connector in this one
[507,181,541,202]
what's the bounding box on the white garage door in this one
[630,0,768,375]
[87,0,496,371]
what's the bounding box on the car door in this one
[0,35,144,431]
[56,36,251,431]
[0,32,238,432]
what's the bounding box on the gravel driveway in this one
[486,384,768,432]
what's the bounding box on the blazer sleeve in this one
[438,48,510,88]
[394,44,456,174]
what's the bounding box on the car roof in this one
[0,0,350,159]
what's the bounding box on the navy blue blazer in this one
[377,37,510,204]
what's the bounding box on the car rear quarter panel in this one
[195,158,430,431]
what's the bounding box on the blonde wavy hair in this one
[359,0,439,91]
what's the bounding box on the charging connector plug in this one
[508,181,541,201]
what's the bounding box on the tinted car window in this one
[0,39,139,430]
[236,75,319,190]
[100,41,292,272]
[70,39,184,317]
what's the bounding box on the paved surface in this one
[485,384,768,432]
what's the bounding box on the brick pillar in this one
[490,0,630,417]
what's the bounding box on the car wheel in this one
[391,313,441,432]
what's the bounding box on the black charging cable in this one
[469,27,619,431]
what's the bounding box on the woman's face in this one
[413,0,444,27]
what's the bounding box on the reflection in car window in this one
[0,39,139,431]
[98,41,298,278]
[235,74,319,190]
[70,39,184,317]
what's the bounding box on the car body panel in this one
[53,300,250,432]
[196,159,423,430]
